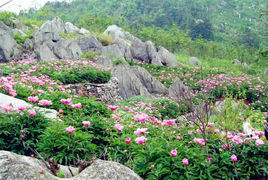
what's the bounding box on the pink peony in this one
[171,149,177,157]
[0,104,13,114]
[194,138,206,146]
[125,137,131,144]
[208,122,214,127]
[72,103,82,108]
[38,100,53,106]
[66,126,75,134]
[133,113,149,123]
[114,124,124,131]
[163,120,175,126]
[134,128,148,135]
[28,96,39,103]
[108,105,118,111]
[28,109,36,116]
[21,130,25,133]
[60,98,72,105]
[256,139,265,146]
[214,129,220,134]
[135,136,147,144]
[124,106,130,111]
[18,106,26,111]
[231,154,237,162]
[177,134,181,140]
[151,165,155,168]
[82,121,91,127]
[182,158,189,166]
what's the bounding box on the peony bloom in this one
[114,124,124,131]
[18,106,26,111]
[124,106,130,111]
[194,138,206,146]
[39,169,44,174]
[21,130,25,133]
[207,157,212,161]
[151,165,155,168]
[171,149,177,157]
[125,137,132,144]
[28,96,39,103]
[60,98,72,105]
[66,126,75,134]
[37,90,44,94]
[38,100,53,106]
[163,120,175,126]
[177,134,181,140]
[256,139,265,146]
[231,154,237,162]
[214,129,220,134]
[82,121,91,127]
[182,158,189,166]
[134,128,148,135]
[133,113,149,123]
[208,122,214,127]
[0,104,13,114]
[135,136,147,144]
[72,103,82,109]
[108,105,118,111]
[28,109,36,116]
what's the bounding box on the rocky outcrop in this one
[0,93,58,120]
[65,77,122,104]
[112,64,167,99]
[189,57,201,67]
[65,22,80,34]
[168,78,189,99]
[0,21,19,62]
[157,47,179,66]
[0,150,142,180]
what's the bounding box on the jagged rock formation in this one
[0,150,142,180]
[189,57,201,67]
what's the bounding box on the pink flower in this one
[256,139,265,146]
[231,154,237,162]
[135,136,147,144]
[0,104,13,114]
[163,120,175,126]
[125,137,131,144]
[28,96,38,103]
[208,122,214,127]
[82,121,91,127]
[37,90,44,94]
[66,126,75,134]
[214,129,220,134]
[207,157,212,161]
[108,105,118,111]
[151,165,155,168]
[177,134,181,140]
[38,100,53,106]
[134,128,148,135]
[194,138,206,146]
[28,109,36,116]
[78,90,83,95]
[60,98,72,105]
[124,106,130,111]
[255,131,265,136]
[18,106,26,111]
[72,103,82,108]
[171,149,177,157]
[21,130,25,133]
[40,169,44,174]
[114,124,124,131]
[133,113,149,123]
[182,158,189,166]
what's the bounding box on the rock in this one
[104,25,134,47]
[189,57,201,66]
[264,68,268,75]
[0,21,19,62]
[36,42,57,60]
[65,22,80,34]
[130,38,149,62]
[23,39,34,50]
[168,78,189,99]
[131,66,167,95]
[12,19,28,32]
[157,47,179,66]
[79,28,90,35]
[94,55,113,68]
[77,36,102,52]
[53,38,82,59]
[0,150,141,180]
[100,44,125,59]
[0,93,58,120]
[0,68,2,76]
[232,59,241,64]
[213,100,248,115]
[13,28,27,36]
[145,41,162,65]
[242,62,248,67]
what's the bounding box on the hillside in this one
[22,0,268,47]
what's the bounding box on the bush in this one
[79,50,101,60]
[96,34,115,46]
[0,109,49,155]
[0,11,17,27]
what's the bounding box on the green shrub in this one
[79,50,101,60]
[112,58,126,65]
[0,109,50,155]
[96,34,114,46]
[60,32,79,39]
[0,11,17,27]
[14,31,33,44]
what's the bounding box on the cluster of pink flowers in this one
[133,113,149,123]
[38,100,53,106]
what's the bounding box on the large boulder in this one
[100,44,125,59]
[112,64,167,99]
[65,22,80,34]
[0,21,19,62]
[168,78,189,99]
[157,47,179,66]
[0,93,58,120]
[130,38,149,62]
[104,25,134,47]
[77,36,102,52]
[145,41,162,65]
[94,55,113,68]
[0,150,141,180]
[189,57,201,67]
[53,38,82,59]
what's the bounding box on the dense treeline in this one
[18,0,268,64]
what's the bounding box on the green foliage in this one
[79,50,101,60]
[37,121,96,165]
[96,34,114,46]
[14,32,33,44]
[112,58,126,65]
[0,109,49,155]
[60,32,79,39]
[0,11,17,27]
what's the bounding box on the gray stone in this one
[53,38,82,59]
[104,25,134,47]
[213,100,248,116]
[233,59,241,64]
[77,36,102,52]
[189,57,201,66]
[0,93,58,120]
[37,42,57,60]
[23,39,34,50]
[0,21,18,62]
[157,47,179,66]
[65,22,80,34]
[100,44,125,59]
[79,28,90,35]
[264,68,268,75]
[168,78,189,99]
[12,28,27,36]
[130,38,149,62]
[12,19,28,32]
[0,151,141,180]
[145,41,162,65]
[94,55,113,68]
